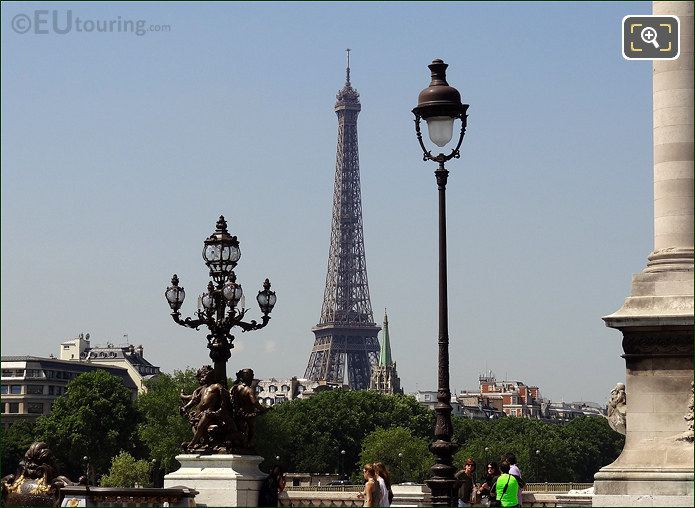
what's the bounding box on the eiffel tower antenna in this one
[346,48,351,85]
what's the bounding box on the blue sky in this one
[2,1,653,403]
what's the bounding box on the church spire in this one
[379,309,393,367]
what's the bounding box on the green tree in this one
[359,427,432,483]
[34,369,140,480]
[451,415,624,483]
[0,420,37,475]
[136,369,198,473]
[559,416,624,482]
[99,451,152,487]
[255,390,433,476]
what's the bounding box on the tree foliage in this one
[136,369,198,473]
[0,420,37,476]
[359,427,432,483]
[12,365,622,486]
[99,451,152,488]
[34,369,140,479]
[255,390,433,476]
[452,415,624,482]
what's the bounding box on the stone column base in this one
[593,468,694,506]
[164,454,266,507]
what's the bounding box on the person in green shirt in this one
[494,460,519,508]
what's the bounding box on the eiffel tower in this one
[304,50,380,390]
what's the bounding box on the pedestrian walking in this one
[455,457,477,507]
[477,461,500,506]
[258,465,286,507]
[505,453,525,507]
[494,460,519,508]
[357,463,381,507]
[374,462,393,506]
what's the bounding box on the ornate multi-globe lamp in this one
[412,59,469,507]
[165,215,276,386]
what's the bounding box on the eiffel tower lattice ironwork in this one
[304,50,381,390]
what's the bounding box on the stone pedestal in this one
[164,454,265,507]
[593,1,693,506]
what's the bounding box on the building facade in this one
[0,356,137,428]
[415,373,605,421]
[255,376,344,407]
[476,373,543,418]
[60,333,161,393]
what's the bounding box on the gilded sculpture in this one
[1,442,76,507]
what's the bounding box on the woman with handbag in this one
[477,462,500,506]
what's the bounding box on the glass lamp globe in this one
[257,279,277,315]
[165,274,186,311]
[426,116,455,147]
[223,279,243,306]
[203,216,241,283]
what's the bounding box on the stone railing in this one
[525,482,593,493]
[281,484,430,507]
[59,486,197,507]
[286,486,363,492]
[280,483,593,507]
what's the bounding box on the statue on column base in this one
[179,365,269,454]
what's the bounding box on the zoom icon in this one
[623,15,680,60]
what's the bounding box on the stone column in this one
[593,2,694,506]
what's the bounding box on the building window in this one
[1,370,13,377]
[26,385,43,395]
[48,386,55,395]
[281,385,290,393]
[8,403,19,413]
[269,385,277,393]
[10,385,22,395]
[26,370,42,378]
[45,370,55,379]
[0,385,7,394]
[27,403,44,414]
[1,403,5,413]
[424,394,431,401]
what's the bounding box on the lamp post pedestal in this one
[165,454,265,507]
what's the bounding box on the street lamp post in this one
[535,449,541,483]
[340,449,346,478]
[412,59,469,507]
[165,215,277,387]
